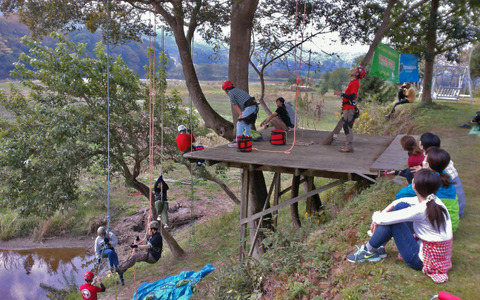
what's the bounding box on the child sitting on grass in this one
[385,135,424,184]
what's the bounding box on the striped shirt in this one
[228,88,252,111]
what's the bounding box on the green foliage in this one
[471,44,480,80]
[322,68,350,92]
[0,33,197,217]
[0,208,39,240]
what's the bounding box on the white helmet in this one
[178,125,187,132]
[97,226,106,237]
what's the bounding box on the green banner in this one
[370,43,399,82]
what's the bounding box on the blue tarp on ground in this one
[469,123,480,134]
[132,264,215,300]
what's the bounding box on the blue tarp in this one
[132,264,216,300]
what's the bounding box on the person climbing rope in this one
[80,271,106,300]
[222,80,259,147]
[116,221,163,284]
[94,226,124,285]
[333,66,366,153]
[154,175,169,228]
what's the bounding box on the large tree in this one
[384,0,480,103]
[0,34,193,257]
[1,0,238,139]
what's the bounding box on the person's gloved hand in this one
[104,238,110,244]
[130,244,138,249]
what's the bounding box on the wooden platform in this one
[185,129,411,259]
[184,129,409,179]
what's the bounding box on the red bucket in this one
[270,130,286,145]
[237,135,253,152]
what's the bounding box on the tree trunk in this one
[154,5,235,140]
[302,176,322,215]
[323,0,429,145]
[228,0,259,91]
[248,169,270,258]
[421,0,439,104]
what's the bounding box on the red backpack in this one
[237,136,253,152]
[270,130,286,145]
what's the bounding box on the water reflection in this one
[0,247,101,300]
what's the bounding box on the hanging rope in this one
[188,33,198,263]
[252,0,307,155]
[105,0,111,234]
[130,6,158,298]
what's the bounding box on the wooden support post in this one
[239,168,249,261]
[248,173,279,257]
[273,172,281,228]
[305,176,314,215]
[291,174,301,228]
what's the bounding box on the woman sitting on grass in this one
[395,147,459,232]
[347,168,453,283]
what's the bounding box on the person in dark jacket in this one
[154,175,169,228]
[260,97,293,131]
[117,221,163,285]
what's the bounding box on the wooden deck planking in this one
[184,129,398,176]
[369,134,416,172]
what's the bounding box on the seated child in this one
[385,135,424,184]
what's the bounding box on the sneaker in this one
[228,142,237,148]
[120,278,125,286]
[339,146,354,153]
[376,246,387,258]
[346,245,381,263]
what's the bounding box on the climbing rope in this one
[130,5,158,298]
[105,0,112,234]
[252,0,307,155]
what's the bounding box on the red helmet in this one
[84,271,94,281]
[356,66,367,79]
[222,80,233,91]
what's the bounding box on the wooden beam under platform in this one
[239,180,343,225]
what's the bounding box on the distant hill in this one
[0,14,364,81]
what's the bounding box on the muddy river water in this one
[0,247,100,300]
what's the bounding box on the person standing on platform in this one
[333,66,366,153]
[222,81,258,147]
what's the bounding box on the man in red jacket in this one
[80,271,105,300]
[176,125,195,153]
[334,66,366,153]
